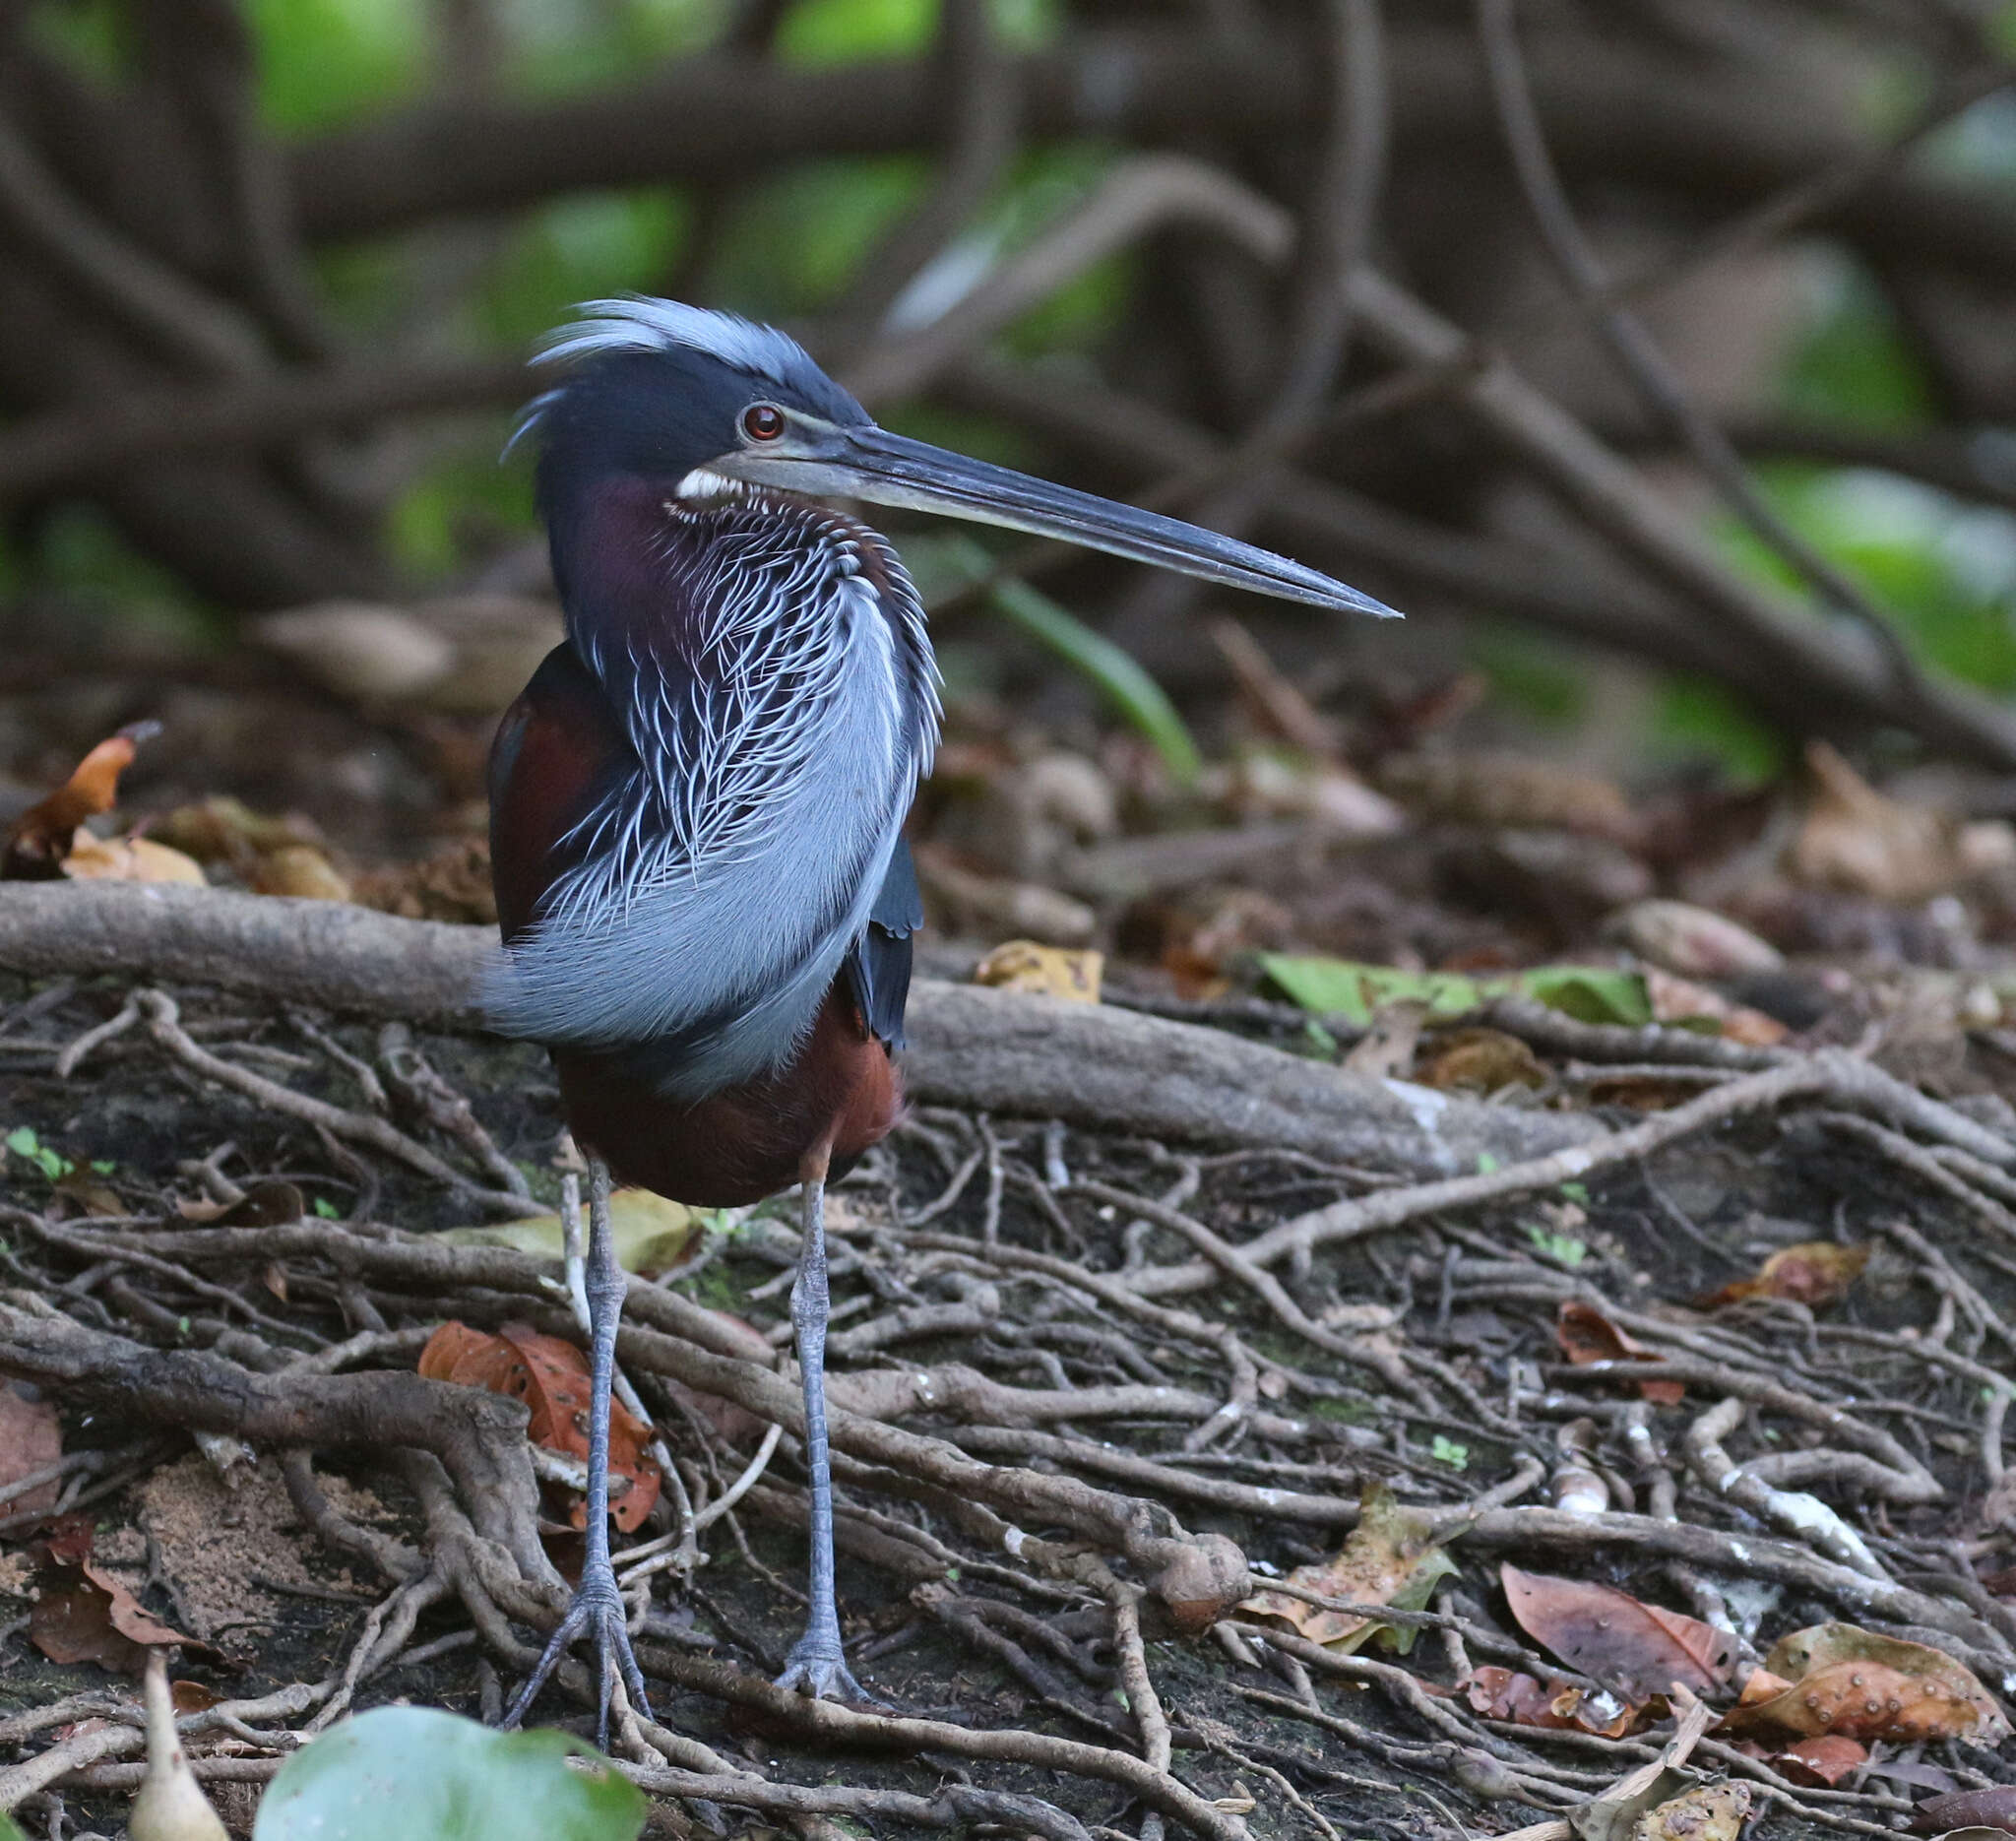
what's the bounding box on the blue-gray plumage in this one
[484,297,1400,1740]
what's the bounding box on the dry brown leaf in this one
[973,939,1103,1002]
[1717,1623,2010,1746]
[1605,900,1783,980]
[1790,741,2016,902]
[1238,1483,1456,1652]
[1915,1787,2016,1834]
[0,1382,62,1515]
[154,795,327,868]
[1415,1026,1548,1093]
[1584,1072,1719,1111]
[249,844,353,902]
[51,1168,126,1218]
[1342,1000,1430,1079]
[1462,1664,1648,1738]
[351,837,498,925]
[1500,1562,1734,1700]
[60,832,207,886]
[1699,1241,1868,1310]
[1769,1735,1867,1788]
[31,1520,217,1673]
[1,722,159,879]
[1632,1782,1751,1841]
[1644,970,1789,1046]
[419,1320,661,1532]
[1375,751,1640,844]
[1556,1301,1684,1405]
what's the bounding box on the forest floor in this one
[1,964,2013,1841]
[3,654,2016,1839]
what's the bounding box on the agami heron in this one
[486,298,1398,1738]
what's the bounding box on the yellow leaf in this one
[1237,1483,1456,1652]
[439,1187,701,1276]
[973,940,1103,1003]
[61,832,207,886]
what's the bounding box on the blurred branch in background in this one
[4,0,2016,778]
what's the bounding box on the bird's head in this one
[518,296,1400,620]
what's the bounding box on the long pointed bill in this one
[726,424,1402,620]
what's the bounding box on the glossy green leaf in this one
[253,1708,645,1841]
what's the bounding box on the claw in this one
[503,1559,651,1751]
[773,1630,887,1708]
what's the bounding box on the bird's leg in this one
[502,1154,652,1748]
[775,1146,875,1702]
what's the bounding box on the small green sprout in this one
[312,1196,341,1220]
[1430,1435,1470,1470]
[1526,1224,1588,1267]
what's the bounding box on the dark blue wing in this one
[844,838,920,1051]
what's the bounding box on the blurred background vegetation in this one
[9,0,2016,858]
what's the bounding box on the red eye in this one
[742,404,786,441]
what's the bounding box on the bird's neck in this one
[546,471,939,765]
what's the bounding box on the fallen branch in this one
[0,1299,556,1588]
[0,882,1604,1175]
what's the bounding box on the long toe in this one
[503,1565,652,1749]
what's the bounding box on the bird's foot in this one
[503,1557,651,1750]
[773,1628,885,1707]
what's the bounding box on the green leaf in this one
[1516,967,1651,1027]
[1258,954,1651,1030]
[255,1708,645,1841]
[0,1811,24,1841]
[312,1197,342,1220]
[6,1126,69,1178]
[987,576,1202,787]
[1257,956,1480,1027]
[1429,1435,1469,1470]
[912,534,1201,786]
[1526,1225,1588,1268]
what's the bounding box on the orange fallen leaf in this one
[249,844,353,902]
[1717,1623,2009,1746]
[1699,1241,1868,1311]
[1499,1562,1734,1700]
[419,1320,661,1532]
[1555,1301,1683,1405]
[1,722,158,879]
